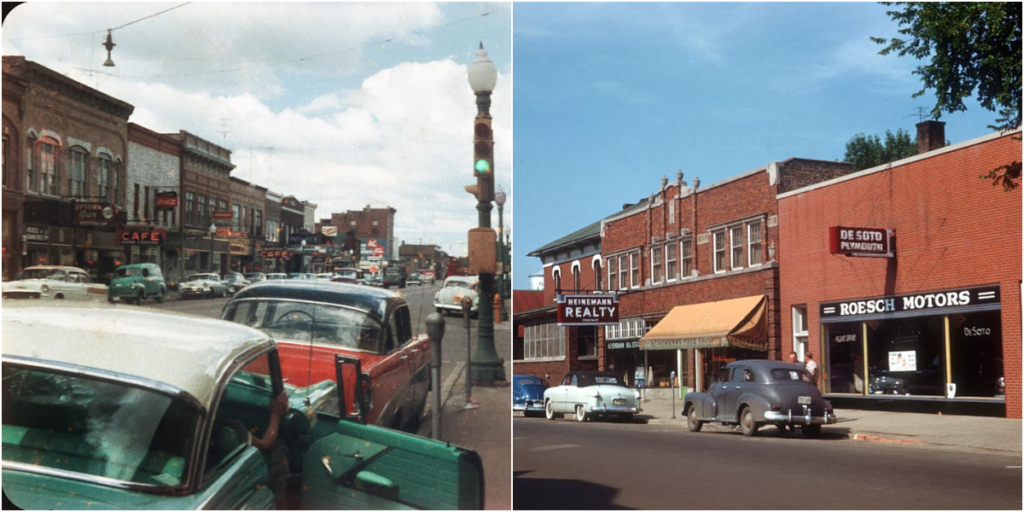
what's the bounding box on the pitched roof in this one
[512,290,545,314]
[528,199,649,256]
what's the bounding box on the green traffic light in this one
[475,158,491,174]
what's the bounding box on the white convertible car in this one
[544,371,642,423]
[1,266,107,300]
[433,275,479,316]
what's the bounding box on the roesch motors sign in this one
[829,226,893,258]
[557,294,619,326]
[820,285,1001,321]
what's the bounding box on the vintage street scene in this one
[511,3,1021,510]
[2,2,511,510]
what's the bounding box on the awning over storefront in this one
[639,295,768,352]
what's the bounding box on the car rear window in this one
[771,369,812,382]
[518,378,543,386]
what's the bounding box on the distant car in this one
[382,268,405,289]
[264,272,287,280]
[513,375,549,417]
[222,271,250,293]
[2,304,483,510]
[434,275,479,316]
[405,273,422,286]
[364,274,383,287]
[243,271,265,282]
[288,273,305,280]
[315,273,333,281]
[178,273,229,299]
[543,371,641,423]
[331,268,361,284]
[421,272,435,285]
[1,266,107,301]
[683,360,837,438]
[222,281,432,432]
[107,263,167,304]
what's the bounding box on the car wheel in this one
[107,296,115,304]
[739,407,759,437]
[575,405,587,422]
[155,290,165,304]
[135,290,145,305]
[544,400,557,421]
[687,407,704,432]
[802,424,822,439]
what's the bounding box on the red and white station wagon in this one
[221,280,431,431]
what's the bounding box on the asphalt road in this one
[513,417,1023,510]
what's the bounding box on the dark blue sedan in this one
[513,374,549,417]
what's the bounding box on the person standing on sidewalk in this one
[805,352,819,387]
[788,351,798,363]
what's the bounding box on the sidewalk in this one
[638,396,1022,455]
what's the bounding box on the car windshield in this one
[223,299,383,353]
[446,279,475,290]
[17,268,66,280]
[2,365,198,488]
[114,268,143,278]
[186,274,214,282]
[771,368,812,383]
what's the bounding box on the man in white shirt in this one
[805,352,819,387]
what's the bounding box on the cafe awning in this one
[639,295,768,352]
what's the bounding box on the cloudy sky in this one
[3,1,511,257]
[512,2,1001,289]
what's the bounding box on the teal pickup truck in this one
[2,304,483,509]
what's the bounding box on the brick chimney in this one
[916,120,946,154]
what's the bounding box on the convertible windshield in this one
[223,299,383,353]
[17,268,66,280]
[2,366,198,488]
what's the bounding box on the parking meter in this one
[425,313,445,439]
[670,371,677,418]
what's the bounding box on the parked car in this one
[683,360,837,438]
[178,273,230,299]
[421,272,435,285]
[405,273,422,286]
[364,274,383,287]
[2,304,483,510]
[513,375,549,417]
[1,266,107,301]
[543,371,641,423]
[382,268,405,289]
[331,268,361,284]
[315,273,333,281]
[222,281,432,432]
[107,263,167,304]
[243,271,266,282]
[264,272,288,281]
[434,275,479,316]
[222,271,250,294]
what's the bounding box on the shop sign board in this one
[23,226,48,243]
[117,226,167,245]
[213,211,233,221]
[321,226,338,236]
[260,250,293,259]
[557,294,619,326]
[829,226,893,258]
[820,285,1001,320]
[74,202,118,226]
[607,340,639,350]
[155,191,178,210]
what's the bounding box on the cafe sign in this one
[557,294,619,326]
[829,226,893,258]
[118,226,167,245]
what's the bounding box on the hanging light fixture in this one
[102,29,116,67]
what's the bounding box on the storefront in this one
[820,285,1004,401]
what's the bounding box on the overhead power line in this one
[3,2,190,42]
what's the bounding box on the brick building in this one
[228,177,267,273]
[174,130,235,274]
[399,243,447,277]
[325,205,397,273]
[778,122,1022,418]
[126,123,181,280]
[3,56,133,283]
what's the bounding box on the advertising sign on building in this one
[155,191,178,210]
[819,285,1000,321]
[361,238,387,258]
[557,294,619,326]
[829,226,894,258]
[260,250,293,259]
[321,226,338,237]
[117,226,167,246]
[74,202,117,226]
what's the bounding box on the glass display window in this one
[948,310,1003,398]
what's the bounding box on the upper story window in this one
[594,259,603,291]
[197,194,207,226]
[713,230,727,273]
[232,203,241,231]
[112,160,123,208]
[26,135,36,192]
[39,137,59,196]
[255,209,263,237]
[747,221,763,267]
[2,133,8,189]
[186,192,195,225]
[68,147,88,197]
[618,254,628,290]
[607,257,617,291]
[630,251,640,288]
[730,225,744,270]
[793,306,809,362]
[552,267,562,293]
[572,265,580,293]
[666,243,678,282]
[651,245,663,284]
[97,156,111,201]
[681,239,693,279]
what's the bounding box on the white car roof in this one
[2,305,274,412]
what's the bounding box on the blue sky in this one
[4,2,511,258]
[512,2,1000,289]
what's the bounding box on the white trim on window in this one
[747,220,763,267]
[650,245,663,284]
[680,239,693,279]
[730,225,744,271]
[666,242,678,282]
[793,306,809,363]
[713,230,727,274]
[630,250,640,289]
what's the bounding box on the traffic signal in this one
[471,118,494,202]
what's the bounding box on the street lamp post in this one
[301,239,307,274]
[208,223,217,273]
[494,188,508,321]
[467,43,505,386]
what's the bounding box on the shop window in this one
[713,230,726,273]
[867,316,946,397]
[730,225,744,270]
[578,326,597,358]
[747,221,762,267]
[525,322,565,361]
[665,243,678,281]
[681,240,693,278]
[949,311,1003,398]
[793,306,808,361]
[824,321,864,394]
[651,245,663,284]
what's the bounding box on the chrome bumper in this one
[764,409,837,425]
[513,402,545,412]
[590,405,642,414]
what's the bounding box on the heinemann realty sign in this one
[557,294,619,326]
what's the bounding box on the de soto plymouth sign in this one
[829,226,893,258]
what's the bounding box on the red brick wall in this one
[778,132,1023,418]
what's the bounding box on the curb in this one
[850,433,925,445]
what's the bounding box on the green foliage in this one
[870,2,1022,132]
[844,129,918,171]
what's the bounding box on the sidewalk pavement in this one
[416,316,512,510]
[639,396,1022,455]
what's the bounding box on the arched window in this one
[97,154,112,202]
[552,268,562,293]
[594,259,603,291]
[573,265,581,293]
[38,136,59,196]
